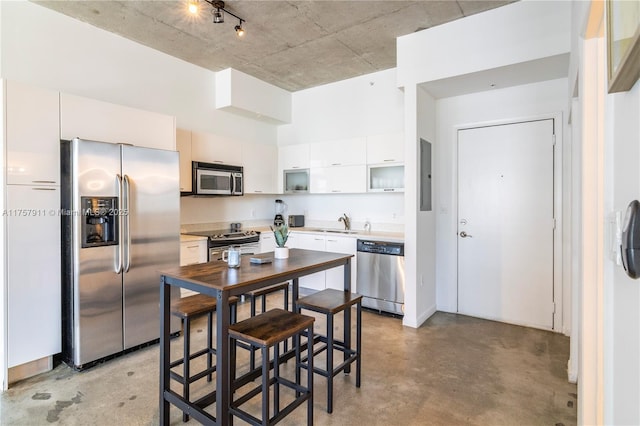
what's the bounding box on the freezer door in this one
[71,138,124,365]
[121,145,180,349]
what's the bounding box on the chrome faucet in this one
[338,213,351,230]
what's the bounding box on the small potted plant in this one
[271,224,290,259]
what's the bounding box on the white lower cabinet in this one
[292,233,357,292]
[324,236,357,291]
[179,238,208,297]
[6,185,61,368]
[294,233,327,291]
[259,232,276,253]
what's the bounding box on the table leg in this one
[159,276,171,425]
[216,291,231,425]
[344,260,352,374]
[292,278,300,313]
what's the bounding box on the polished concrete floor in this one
[1,295,577,425]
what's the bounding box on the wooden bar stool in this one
[296,289,362,413]
[229,308,315,426]
[243,282,290,370]
[170,294,238,422]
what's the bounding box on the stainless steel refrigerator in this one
[61,138,180,369]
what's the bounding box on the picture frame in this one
[607,0,640,93]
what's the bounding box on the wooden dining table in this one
[159,248,353,425]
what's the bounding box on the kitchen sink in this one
[310,228,359,234]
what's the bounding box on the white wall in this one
[414,86,437,325]
[278,68,403,145]
[397,0,571,87]
[0,1,277,144]
[434,78,569,315]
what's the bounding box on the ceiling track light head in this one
[194,0,246,36]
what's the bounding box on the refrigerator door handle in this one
[115,174,124,274]
[124,174,132,273]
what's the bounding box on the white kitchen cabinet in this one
[180,239,208,266]
[310,165,367,194]
[242,142,278,194]
[279,144,310,170]
[368,164,405,192]
[309,137,366,168]
[291,233,357,292]
[60,93,176,151]
[179,237,208,297]
[6,185,61,368]
[191,131,242,165]
[176,128,192,193]
[324,236,357,291]
[5,80,60,185]
[259,232,276,253]
[366,132,404,164]
[294,233,327,291]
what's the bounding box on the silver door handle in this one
[115,174,123,274]
[459,231,472,238]
[124,174,131,272]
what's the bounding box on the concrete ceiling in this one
[33,0,514,92]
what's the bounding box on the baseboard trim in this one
[404,304,437,328]
[8,356,53,385]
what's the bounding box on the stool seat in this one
[229,308,314,347]
[172,294,239,318]
[296,289,362,314]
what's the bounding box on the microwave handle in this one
[230,173,235,194]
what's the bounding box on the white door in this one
[457,119,555,330]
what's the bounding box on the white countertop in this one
[251,226,404,242]
[180,234,208,242]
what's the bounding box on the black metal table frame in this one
[159,252,352,425]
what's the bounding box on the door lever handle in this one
[459,231,472,238]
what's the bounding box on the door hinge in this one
[552,134,556,146]
[552,218,556,229]
[552,302,556,314]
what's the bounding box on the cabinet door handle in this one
[331,163,342,166]
[32,180,56,184]
[331,190,341,193]
[383,159,395,162]
[32,187,56,191]
[253,190,263,193]
[383,188,395,192]
[327,239,338,242]
[186,245,199,248]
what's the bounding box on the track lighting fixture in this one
[187,0,246,37]
[235,20,245,37]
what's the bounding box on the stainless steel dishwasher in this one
[356,239,405,315]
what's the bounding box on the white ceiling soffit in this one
[419,53,570,99]
[31,0,515,92]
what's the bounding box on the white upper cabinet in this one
[309,137,366,168]
[5,80,60,185]
[191,131,242,165]
[60,93,175,151]
[366,132,404,164]
[176,128,193,193]
[310,165,367,194]
[242,142,278,194]
[279,144,310,170]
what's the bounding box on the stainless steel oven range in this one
[184,229,260,261]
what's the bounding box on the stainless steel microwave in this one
[192,161,243,196]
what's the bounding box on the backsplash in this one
[180,192,404,233]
